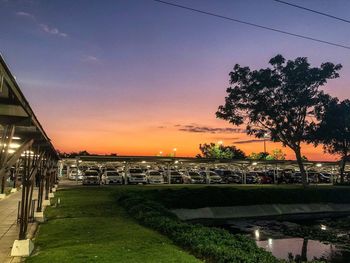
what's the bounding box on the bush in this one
[119,192,283,263]
[142,187,350,209]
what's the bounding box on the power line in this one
[152,0,350,50]
[274,0,350,24]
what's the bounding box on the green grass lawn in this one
[27,184,350,262]
[26,186,201,263]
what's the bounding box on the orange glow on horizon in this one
[51,122,339,162]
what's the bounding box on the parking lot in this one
[60,156,342,186]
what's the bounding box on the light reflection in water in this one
[257,238,338,261]
[254,229,260,240]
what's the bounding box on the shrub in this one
[118,192,282,263]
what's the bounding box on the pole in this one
[167,163,171,184]
[206,164,210,184]
[76,159,79,185]
[124,162,128,185]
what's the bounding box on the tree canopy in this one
[197,143,246,159]
[248,149,286,160]
[216,54,341,186]
[312,98,350,182]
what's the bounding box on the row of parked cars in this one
[67,166,334,185]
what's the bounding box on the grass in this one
[27,184,350,262]
[26,186,201,263]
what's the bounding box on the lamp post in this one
[173,148,177,157]
[263,133,269,153]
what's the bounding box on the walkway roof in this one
[0,54,58,159]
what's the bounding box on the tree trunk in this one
[301,238,308,262]
[295,147,307,187]
[340,155,347,184]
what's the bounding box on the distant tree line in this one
[56,150,117,158]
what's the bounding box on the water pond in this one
[224,217,350,262]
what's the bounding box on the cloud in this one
[210,136,240,141]
[16,11,68,38]
[81,55,100,63]
[15,11,35,19]
[39,23,68,37]
[233,139,264,144]
[177,124,246,134]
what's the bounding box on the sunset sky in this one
[1,0,350,160]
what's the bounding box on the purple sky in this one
[1,0,350,159]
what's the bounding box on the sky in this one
[1,0,350,160]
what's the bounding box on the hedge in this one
[118,192,324,263]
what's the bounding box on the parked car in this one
[199,171,223,184]
[164,171,190,184]
[88,166,101,176]
[245,172,258,184]
[255,172,273,184]
[68,170,77,180]
[68,169,83,181]
[215,170,242,184]
[307,172,319,184]
[335,172,350,183]
[291,172,303,184]
[318,173,331,183]
[101,166,116,173]
[101,170,124,184]
[82,170,100,185]
[188,171,205,184]
[146,170,164,184]
[127,168,147,184]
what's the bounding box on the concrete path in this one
[173,203,350,221]
[0,190,21,262]
[0,189,39,263]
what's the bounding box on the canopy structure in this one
[74,155,338,167]
[0,54,57,158]
[58,155,339,185]
[0,54,59,240]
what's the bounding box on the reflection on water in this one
[256,237,348,262]
[224,218,350,262]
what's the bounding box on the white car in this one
[127,168,147,184]
[82,170,100,185]
[101,170,124,184]
[68,169,83,180]
[199,171,223,184]
[146,170,164,184]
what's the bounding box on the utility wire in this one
[274,0,350,24]
[152,0,350,50]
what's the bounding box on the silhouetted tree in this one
[78,150,90,156]
[197,143,246,159]
[312,98,350,183]
[248,152,269,160]
[216,54,341,186]
[56,150,92,158]
[266,148,286,160]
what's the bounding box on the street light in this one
[173,148,177,157]
[263,133,269,153]
[159,151,163,157]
